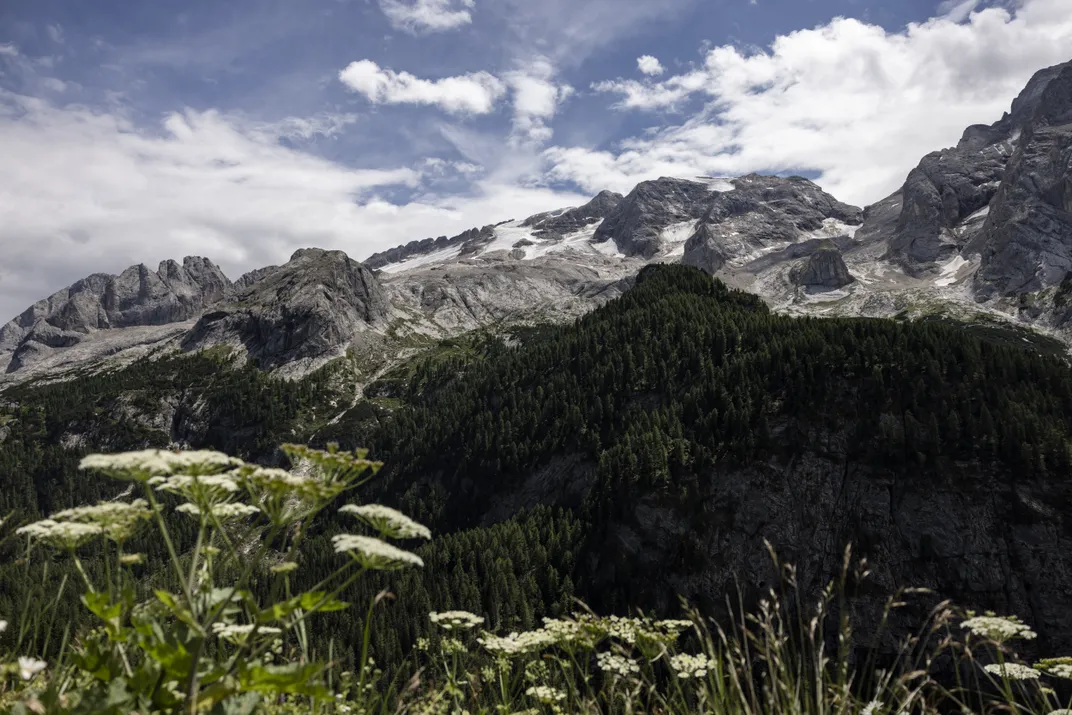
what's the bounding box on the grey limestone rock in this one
[522,190,623,239]
[594,177,714,258]
[790,245,855,289]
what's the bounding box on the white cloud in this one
[249,112,360,141]
[339,60,505,115]
[563,0,1072,206]
[378,0,475,34]
[637,55,664,76]
[0,44,19,57]
[504,58,573,144]
[0,92,583,321]
[39,78,66,93]
[46,24,65,44]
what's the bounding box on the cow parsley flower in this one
[51,499,151,543]
[18,657,47,681]
[984,663,1041,680]
[478,630,557,656]
[597,652,640,678]
[80,450,242,481]
[1036,657,1072,679]
[670,653,715,679]
[0,619,7,634]
[962,613,1037,643]
[525,685,566,704]
[16,519,103,550]
[441,638,467,654]
[332,534,423,570]
[119,553,144,566]
[175,502,260,521]
[270,561,298,574]
[155,474,240,508]
[430,610,484,630]
[211,623,282,644]
[339,504,431,540]
[239,467,345,526]
[861,700,884,715]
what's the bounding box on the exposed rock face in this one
[182,248,389,369]
[523,190,623,239]
[364,225,498,270]
[790,246,855,289]
[975,62,1072,297]
[1,257,231,373]
[874,60,1072,281]
[594,178,714,257]
[682,175,862,271]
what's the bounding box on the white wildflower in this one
[239,467,345,526]
[155,474,240,507]
[119,553,144,566]
[655,619,694,634]
[175,502,260,521]
[430,610,484,631]
[525,685,566,704]
[862,700,884,715]
[1047,710,1072,715]
[596,652,640,678]
[441,638,468,654]
[212,623,282,644]
[961,614,1037,643]
[0,619,7,633]
[80,449,242,481]
[670,653,715,679]
[984,663,1041,680]
[51,499,151,543]
[1036,658,1072,679]
[478,630,557,656]
[18,657,47,680]
[339,504,431,540]
[331,534,423,570]
[270,561,298,574]
[16,519,102,550]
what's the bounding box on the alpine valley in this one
[3,60,1072,667]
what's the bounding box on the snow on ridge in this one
[934,255,969,287]
[696,176,736,192]
[805,218,860,240]
[378,245,464,274]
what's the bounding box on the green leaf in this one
[81,591,124,638]
[154,589,205,635]
[257,591,348,624]
[238,662,329,698]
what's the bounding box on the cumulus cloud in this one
[636,55,664,76]
[0,92,582,321]
[379,0,476,34]
[339,60,505,115]
[565,0,1072,205]
[504,58,573,144]
[0,44,19,57]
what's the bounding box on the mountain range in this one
[3,58,1072,382]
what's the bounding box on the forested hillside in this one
[3,264,1072,669]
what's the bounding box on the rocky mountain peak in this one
[594,177,713,258]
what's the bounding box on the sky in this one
[1,0,1071,321]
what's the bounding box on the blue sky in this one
[1,0,1071,319]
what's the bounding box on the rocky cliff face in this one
[1,257,231,373]
[523,190,623,239]
[791,246,855,289]
[593,178,717,258]
[181,248,389,370]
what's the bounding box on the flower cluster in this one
[238,467,346,526]
[430,611,485,630]
[16,519,103,550]
[175,502,260,521]
[596,652,640,678]
[983,663,1041,680]
[961,613,1037,643]
[80,449,242,481]
[50,499,152,543]
[669,653,715,679]
[1036,657,1072,679]
[211,623,282,644]
[478,630,558,656]
[340,504,431,540]
[525,685,566,704]
[332,534,423,570]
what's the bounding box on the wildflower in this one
[441,638,468,654]
[1036,657,1072,679]
[155,474,240,508]
[238,467,346,526]
[525,685,566,704]
[478,630,557,656]
[80,450,242,481]
[669,653,715,679]
[862,701,884,715]
[280,443,381,485]
[212,623,282,644]
[332,534,423,570]
[0,619,7,633]
[961,613,1037,643]
[430,611,484,631]
[16,519,102,550]
[416,637,430,651]
[339,504,431,540]
[983,663,1041,680]
[596,652,640,678]
[270,561,298,574]
[119,553,145,566]
[51,500,152,543]
[655,619,694,634]
[18,657,47,681]
[175,502,260,521]
[541,617,600,648]
[1047,711,1072,715]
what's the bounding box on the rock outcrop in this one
[523,190,623,239]
[594,178,715,258]
[1,257,231,373]
[181,248,389,370]
[790,245,855,289]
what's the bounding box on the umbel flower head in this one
[16,519,102,550]
[429,611,484,631]
[175,502,260,521]
[669,653,715,679]
[154,474,241,510]
[962,613,1037,643]
[80,449,243,482]
[51,499,151,543]
[280,443,381,486]
[339,504,431,540]
[1036,657,1072,679]
[212,622,282,645]
[237,467,346,526]
[332,534,423,570]
[984,663,1041,680]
